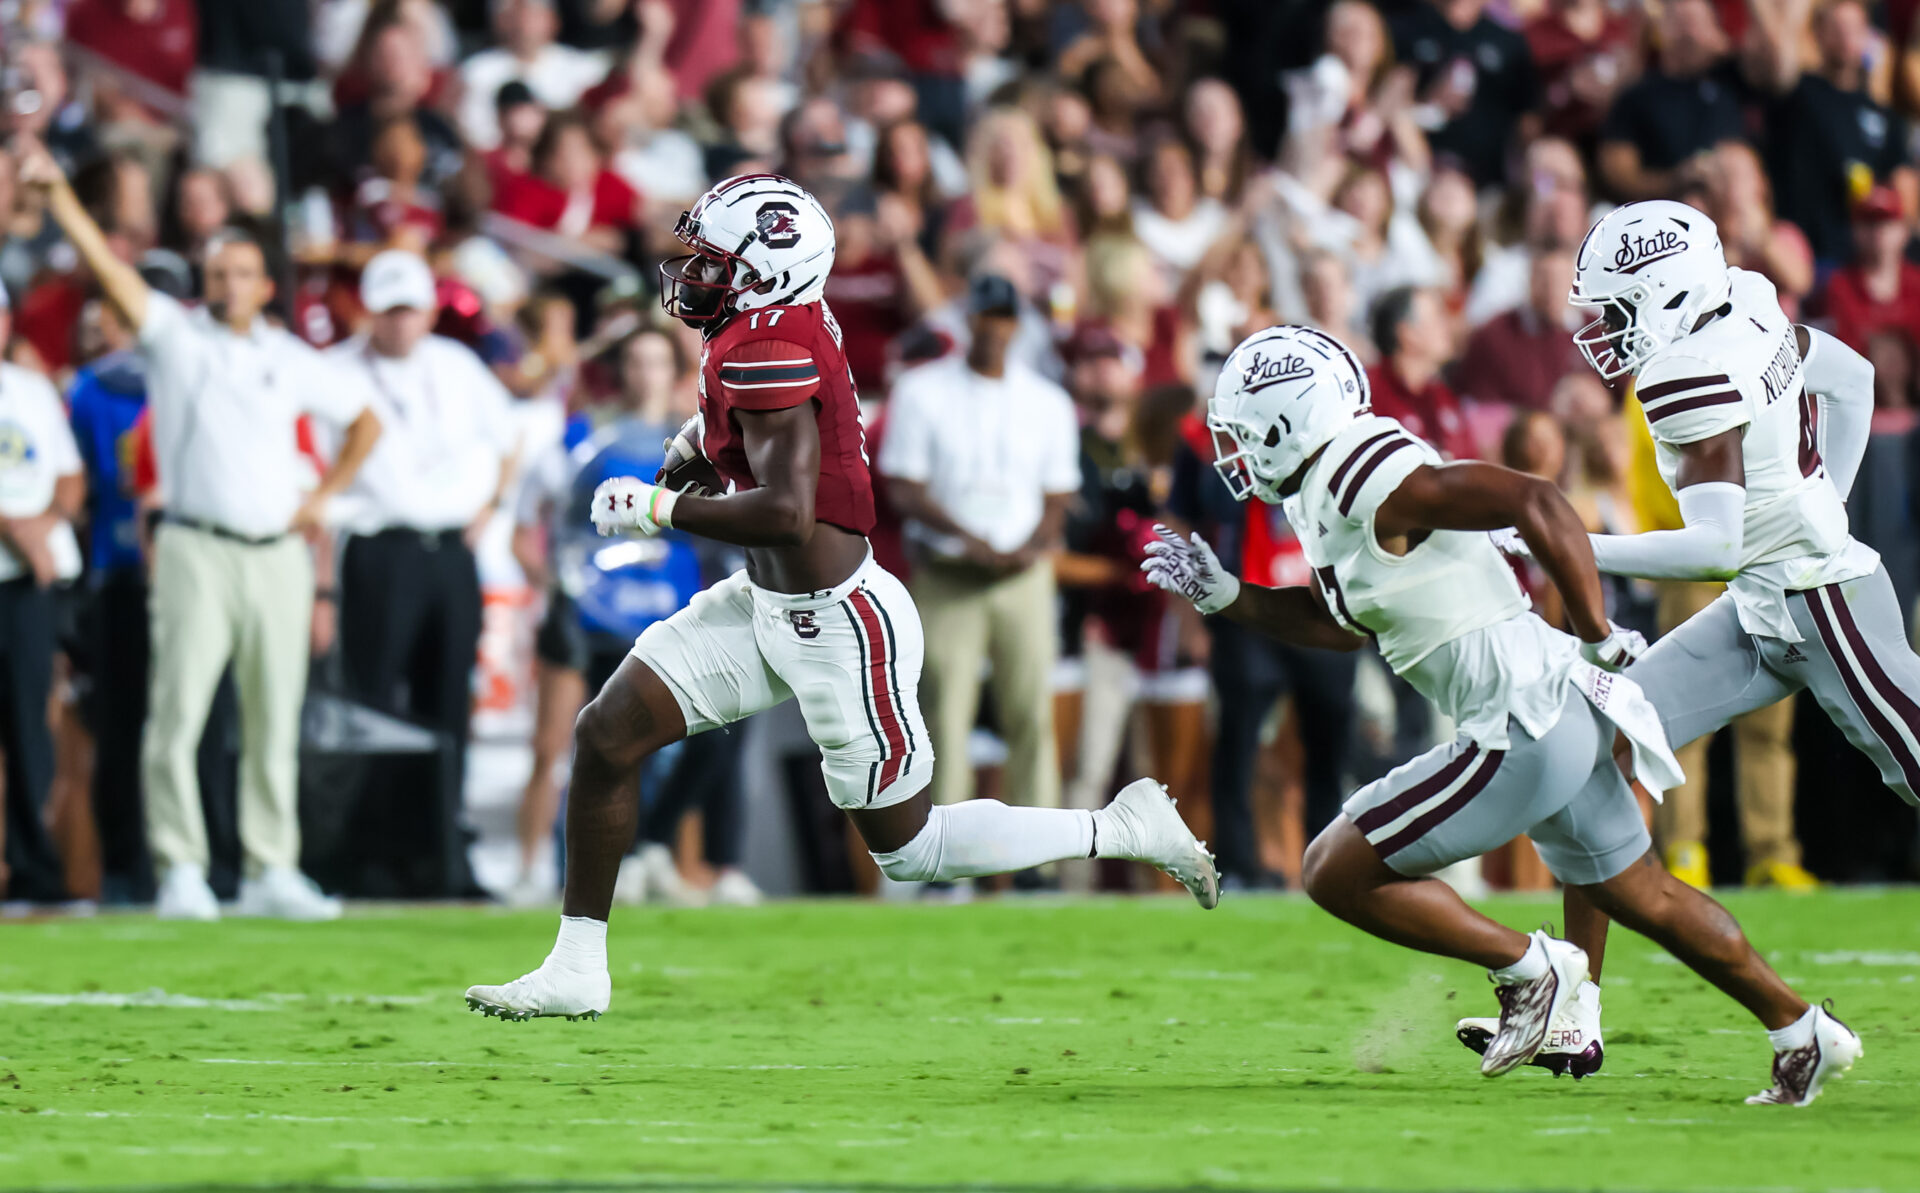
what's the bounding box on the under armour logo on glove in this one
[590,477,675,538]
[1579,623,1648,673]
[1141,524,1241,616]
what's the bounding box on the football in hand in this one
[655,413,723,496]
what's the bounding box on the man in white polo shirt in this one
[879,273,1082,818]
[327,250,517,859]
[23,137,384,921]
[0,279,85,903]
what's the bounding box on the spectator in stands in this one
[457,0,606,151]
[879,274,1079,816]
[821,189,943,395]
[24,138,382,921]
[1133,138,1228,283]
[330,16,465,188]
[1183,78,1250,206]
[872,118,951,255]
[326,251,516,861]
[1300,248,1376,362]
[1597,0,1749,201]
[0,281,85,904]
[1522,0,1639,148]
[1418,160,1484,316]
[778,96,864,200]
[1452,246,1582,411]
[1753,0,1916,266]
[1282,0,1427,196]
[1819,185,1920,407]
[191,0,316,169]
[67,0,198,104]
[1368,284,1476,460]
[491,112,642,251]
[599,59,707,209]
[1697,141,1814,319]
[954,108,1074,293]
[1387,0,1538,189]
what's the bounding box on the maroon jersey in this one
[698,300,876,536]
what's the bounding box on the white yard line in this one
[0,989,431,1010]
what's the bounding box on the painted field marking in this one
[0,990,431,1010]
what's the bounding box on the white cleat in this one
[1093,778,1221,909]
[154,864,220,922]
[1482,931,1589,1077]
[1457,980,1605,1078]
[709,868,763,907]
[1746,1004,1862,1107]
[236,867,343,921]
[465,960,611,1022]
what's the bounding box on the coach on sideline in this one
[21,137,383,922]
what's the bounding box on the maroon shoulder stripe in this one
[1374,749,1507,860]
[1820,585,1920,798]
[1644,391,1741,424]
[1354,745,1481,836]
[1337,438,1412,516]
[1637,374,1731,403]
[1326,430,1399,497]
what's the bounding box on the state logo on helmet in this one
[1208,325,1370,503]
[660,174,836,323]
[1570,199,1731,382]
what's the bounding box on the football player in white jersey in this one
[1459,200,1878,1103]
[1149,324,1856,1103]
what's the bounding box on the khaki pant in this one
[912,558,1060,809]
[143,523,313,876]
[1652,580,1801,868]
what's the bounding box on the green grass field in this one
[4,890,1919,1192]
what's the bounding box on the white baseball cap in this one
[361,249,437,313]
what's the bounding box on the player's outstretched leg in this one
[1301,816,1588,1076]
[1574,850,1861,1106]
[465,657,688,1022]
[849,778,1220,909]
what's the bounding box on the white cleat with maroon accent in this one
[1093,779,1220,909]
[465,960,610,1022]
[1457,979,1604,1078]
[1746,1004,1862,1106]
[1481,932,1589,1077]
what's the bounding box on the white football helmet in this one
[1209,325,1370,503]
[660,174,836,323]
[1570,200,1731,381]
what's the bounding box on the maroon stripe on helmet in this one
[1820,584,1920,798]
[1637,374,1731,404]
[1353,744,1482,836]
[1644,391,1742,424]
[1337,438,1413,516]
[1325,430,1398,498]
[1374,749,1507,860]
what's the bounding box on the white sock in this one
[548,915,608,974]
[874,800,1094,881]
[1490,935,1549,985]
[1768,1005,1818,1051]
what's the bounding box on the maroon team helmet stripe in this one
[1820,584,1920,798]
[849,588,909,789]
[1636,374,1730,404]
[1373,749,1507,860]
[1353,744,1482,836]
[1326,430,1399,497]
[1643,391,1742,424]
[1337,438,1413,517]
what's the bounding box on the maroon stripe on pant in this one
[1816,583,1920,796]
[849,588,908,790]
[1374,749,1507,860]
[1326,430,1400,498]
[1354,744,1482,836]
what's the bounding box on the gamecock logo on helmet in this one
[757,201,802,249]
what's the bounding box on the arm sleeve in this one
[1635,353,1753,446]
[874,376,932,482]
[1800,325,1873,500]
[134,291,199,383]
[1588,480,1745,581]
[717,335,821,411]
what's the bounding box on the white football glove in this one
[591,476,677,538]
[1579,623,1647,673]
[1488,527,1531,558]
[1141,524,1241,615]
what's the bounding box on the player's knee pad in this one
[869,806,949,882]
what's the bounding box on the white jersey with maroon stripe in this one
[1282,414,1680,789]
[1634,267,1879,641]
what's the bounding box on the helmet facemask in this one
[1570,281,1658,382]
[1208,413,1285,503]
[659,211,765,323]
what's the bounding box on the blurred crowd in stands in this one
[4,0,1920,915]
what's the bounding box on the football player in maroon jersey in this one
[467,175,1219,1022]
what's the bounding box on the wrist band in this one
[648,485,679,529]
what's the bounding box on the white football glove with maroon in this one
[1579,623,1647,672]
[1141,524,1240,615]
[591,477,677,538]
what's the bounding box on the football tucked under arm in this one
[655,412,723,496]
